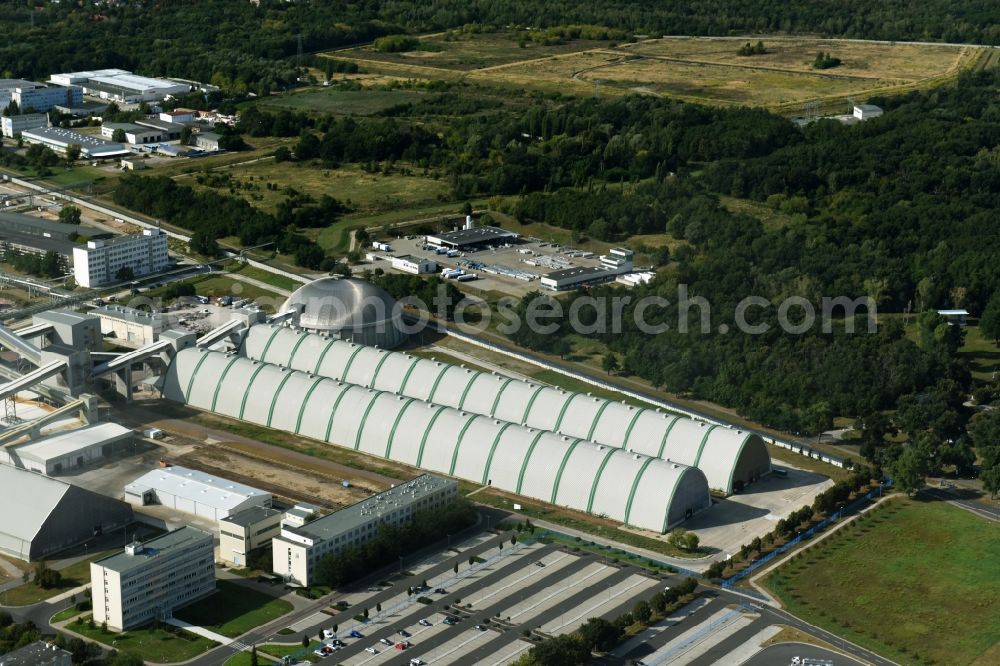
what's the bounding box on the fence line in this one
[721,480,891,588]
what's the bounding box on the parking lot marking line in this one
[542,573,658,633]
[466,552,575,607]
[506,563,613,620]
[483,640,533,666]
[643,607,753,666]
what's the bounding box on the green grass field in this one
[338,32,613,72]
[174,580,293,638]
[958,324,1000,382]
[763,497,1000,665]
[330,33,983,112]
[255,88,427,115]
[196,159,452,216]
[71,617,218,663]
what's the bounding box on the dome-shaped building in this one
[281,277,408,349]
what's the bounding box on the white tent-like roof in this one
[242,325,771,494]
[163,348,711,533]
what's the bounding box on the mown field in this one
[190,159,451,215]
[339,32,615,71]
[763,497,1000,665]
[330,34,984,112]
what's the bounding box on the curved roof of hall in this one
[242,325,771,494]
[163,347,712,533]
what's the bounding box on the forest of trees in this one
[2,0,998,98]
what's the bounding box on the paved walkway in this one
[166,617,232,645]
[529,518,714,572]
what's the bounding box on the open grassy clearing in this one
[718,195,800,230]
[332,34,981,112]
[763,496,1000,665]
[339,32,615,72]
[197,159,451,216]
[70,617,218,663]
[957,323,1000,383]
[624,37,974,81]
[255,88,428,115]
[174,580,293,638]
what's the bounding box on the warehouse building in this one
[0,422,133,475]
[49,69,190,103]
[1,112,48,138]
[73,228,170,288]
[243,326,771,494]
[190,131,221,151]
[21,126,128,159]
[124,465,272,520]
[163,348,712,533]
[90,304,168,347]
[0,464,133,561]
[101,122,163,145]
[391,254,437,275]
[91,527,215,631]
[281,277,408,349]
[135,117,184,140]
[219,506,283,567]
[273,474,456,586]
[425,225,519,250]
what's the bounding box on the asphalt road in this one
[920,487,1000,522]
[743,642,864,666]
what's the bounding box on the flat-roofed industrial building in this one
[124,465,272,520]
[0,422,133,475]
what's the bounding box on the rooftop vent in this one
[125,541,144,557]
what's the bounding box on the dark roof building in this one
[425,226,520,250]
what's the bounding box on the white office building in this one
[1,113,48,138]
[73,228,169,288]
[91,527,215,631]
[273,474,457,586]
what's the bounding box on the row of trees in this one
[312,497,476,587]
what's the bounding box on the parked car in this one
[398,629,412,638]
[410,659,424,666]
[380,638,393,646]
[312,649,326,658]
[418,619,432,626]
[322,629,335,639]
[365,647,379,654]
[349,629,364,638]
[394,640,410,650]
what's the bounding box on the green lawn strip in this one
[3,550,116,606]
[762,497,1000,665]
[69,617,217,663]
[173,580,293,638]
[228,262,302,291]
[474,491,700,559]
[225,645,319,666]
[50,606,86,623]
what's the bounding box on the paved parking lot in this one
[242,531,674,666]
[371,235,616,298]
